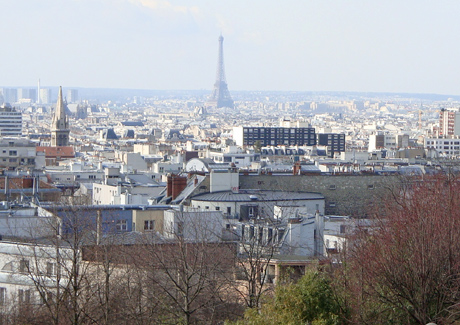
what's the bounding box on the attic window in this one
[329,185,336,190]
[2,261,13,272]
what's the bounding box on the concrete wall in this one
[163,210,224,242]
[210,170,239,193]
[132,209,165,233]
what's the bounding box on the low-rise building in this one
[425,136,460,157]
[0,138,40,170]
[0,241,74,308]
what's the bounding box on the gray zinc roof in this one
[191,190,324,202]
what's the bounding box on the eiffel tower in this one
[207,35,234,109]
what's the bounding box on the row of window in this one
[245,140,316,146]
[118,219,156,231]
[244,128,315,134]
[3,259,56,277]
[426,141,460,145]
[241,225,285,245]
[0,287,55,305]
[196,205,232,214]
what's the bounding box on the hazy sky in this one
[2,0,460,94]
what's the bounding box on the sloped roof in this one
[120,121,144,127]
[171,175,207,204]
[126,174,161,186]
[0,177,57,190]
[36,146,75,158]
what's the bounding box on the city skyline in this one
[2,1,460,95]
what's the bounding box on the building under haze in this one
[67,89,79,103]
[17,88,36,103]
[0,89,17,104]
[206,35,234,109]
[39,88,52,104]
[439,108,460,136]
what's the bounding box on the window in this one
[18,289,31,304]
[227,207,231,215]
[177,221,184,237]
[329,185,337,190]
[19,259,29,273]
[8,151,17,156]
[329,202,336,207]
[46,262,56,276]
[0,287,5,305]
[144,220,155,231]
[215,207,220,211]
[368,184,375,190]
[116,220,127,231]
[41,292,53,305]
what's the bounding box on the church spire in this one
[51,86,70,146]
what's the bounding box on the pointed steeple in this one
[52,86,67,129]
[51,86,70,146]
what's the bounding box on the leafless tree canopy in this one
[344,174,460,324]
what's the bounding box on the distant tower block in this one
[51,86,70,147]
[67,89,79,103]
[206,35,234,109]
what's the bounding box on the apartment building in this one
[0,104,22,137]
[233,126,316,147]
[0,138,38,170]
[425,136,460,157]
[439,108,460,136]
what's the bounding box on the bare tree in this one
[132,209,240,324]
[14,205,127,325]
[232,220,279,309]
[345,173,460,324]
